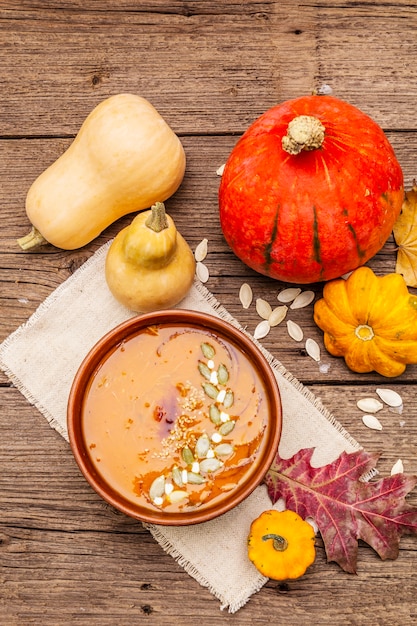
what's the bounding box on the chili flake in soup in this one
[82,323,271,513]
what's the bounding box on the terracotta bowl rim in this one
[67,309,282,526]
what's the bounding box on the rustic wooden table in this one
[1,1,417,624]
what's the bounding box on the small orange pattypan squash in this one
[313,266,417,377]
[247,510,316,580]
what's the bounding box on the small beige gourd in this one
[105,202,195,312]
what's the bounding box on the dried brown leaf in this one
[393,184,417,287]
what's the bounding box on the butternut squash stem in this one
[262,533,289,551]
[145,202,168,233]
[282,115,325,155]
[17,226,48,251]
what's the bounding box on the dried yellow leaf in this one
[393,183,417,287]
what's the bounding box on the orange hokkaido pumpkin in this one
[218,95,404,284]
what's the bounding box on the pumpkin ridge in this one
[263,204,280,270]
[312,205,322,267]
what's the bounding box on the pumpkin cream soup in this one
[82,323,271,513]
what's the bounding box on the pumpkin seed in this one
[357,398,384,413]
[210,370,219,385]
[181,446,195,465]
[196,261,209,283]
[172,466,183,487]
[376,388,403,408]
[268,305,288,327]
[164,480,174,495]
[219,420,236,436]
[287,320,303,342]
[211,432,223,443]
[290,290,315,309]
[195,433,211,458]
[277,287,301,303]
[239,283,253,309]
[167,490,189,504]
[256,298,273,320]
[201,342,216,359]
[206,448,216,458]
[362,414,383,431]
[217,363,229,385]
[223,389,234,408]
[194,238,208,262]
[254,319,271,340]
[209,403,221,425]
[390,459,404,475]
[220,411,230,422]
[198,361,212,380]
[203,382,219,399]
[305,338,321,362]
[187,471,206,484]
[216,163,225,176]
[214,443,234,457]
[149,475,166,501]
[200,458,223,473]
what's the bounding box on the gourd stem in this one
[145,202,169,233]
[282,115,325,155]
[262,533,288,552]
[17,226,48,251]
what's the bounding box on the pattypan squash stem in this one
[282,115,325,155]
[145,202,169,233]
[17,226,48,251]
[262,533,289,552]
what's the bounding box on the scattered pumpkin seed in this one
[239,283,253,309]
[196,261,209,283]
[357,398,384,413]
[210,370,219,385]
[223,389,234,408]
[286,320,304,342]
[220,411,230,422]
[181,469,189,484]
[200,458,223,473]
[187,471,206,484]
[201,342,216,359]
[164,481,174,495]
[194,238,208,262]
[305,337,321,362]
[219,420,236,436]
[203,382,219,399]
[390,459,404,475]
[375,388,403,408]
[191,461,200,474]
[211,432,223,443]
[153,496,164,506]
[195,433,211,458]
[198,361,212,380]
[214,443,234,457]
[268,305,288,327]
[209,403,221,425]
[290,290,315,309]
[181,446,195,465]
[277,287,301,303]
[216,163,225,176]
[217,363,229,385]
[206,448,216,458]
[362,414,383,431]
[167,490,189,504]
[256,297,273,320]
[149,475,166,501]
[254,319,271,340]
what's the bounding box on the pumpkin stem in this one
[262,533,289,551]
[17,226,48,251]
[355,324,375,341]
[282,115,325,155]
[145,202,169,233]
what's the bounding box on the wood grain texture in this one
[1,1,417,624]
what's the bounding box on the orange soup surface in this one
[82,323,271,513]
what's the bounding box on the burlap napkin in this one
[0,241,361,612]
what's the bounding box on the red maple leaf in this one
[264,448,417,574]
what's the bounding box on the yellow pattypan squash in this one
[247,509,316,580]
[313,266,417,377]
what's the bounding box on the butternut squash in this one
[18,94,185,251]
